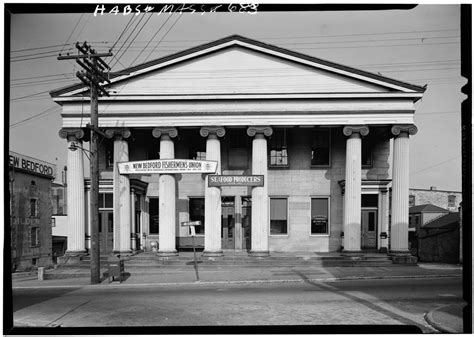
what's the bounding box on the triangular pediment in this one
[51,35,425,98]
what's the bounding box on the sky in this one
[7,3,465,191]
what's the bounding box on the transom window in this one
[98,193,113,209]
[311,129,330,166]
[269,129,288,167]
[270,198,288,235]
[311,198,329,234]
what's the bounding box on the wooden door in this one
[241,197,252,251]
[361,210,377,249]
[99,211,114,254]
[221,197,235,249]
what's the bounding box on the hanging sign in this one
[118,159,217,175]
[208,175,264,187]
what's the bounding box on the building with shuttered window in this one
[51,35,425,257]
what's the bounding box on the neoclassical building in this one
[51,35,424,258]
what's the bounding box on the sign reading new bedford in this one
[9,151,56,179]
[208,175,264,187]
[118,159,218,175]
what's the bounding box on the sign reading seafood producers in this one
[118,159,218,175]
[208,175,264,187]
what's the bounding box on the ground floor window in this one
[270,198,288,234]
[30,227,40,247]
[189,198,205,234]
[311,198,329,234]
[149,198,159,234]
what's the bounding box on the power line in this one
[111,13,148,68]
[10,105,60,128]
[60,14,84,54]
[110,14,137,52]
[10,89,53,101]
[143,13,182,63]
[411,155,461,175]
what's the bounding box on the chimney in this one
[430,186,437,191]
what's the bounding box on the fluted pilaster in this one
[342,125,369,253]
[153,127,178,256]
[201,127,225,256]
[390,124,417,254]
[59,128,86,254]
[247,126,272,256]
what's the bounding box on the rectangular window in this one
[149,198,159,234]
[270,198,288,235]
[311,129,330,166]
[30,227,40,247]
[189,198,205,235]
[30,199,38,217]
[311,198,329,234]
[106,140,114,169]
[361,194,378,208]
[361,139,373,167]
[448,195,456,207]
[98,193,113,209]
[190,147,206,161]
[409,195,416,207]
[269,129,288,167]
[228,129,249,169]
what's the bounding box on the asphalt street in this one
[11,276,463,332]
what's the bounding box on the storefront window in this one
[269,129,288,167]
[311,129,330,166]
[311,198,329,234]
[189,198,205,234]
[270,198,288,234]
[149,198,159,234]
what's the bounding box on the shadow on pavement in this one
[291,269,424,333]
[12,287,81,312]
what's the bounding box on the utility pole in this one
[58,42,112,284]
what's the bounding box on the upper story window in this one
[227,129,248,169]
[269,129,288,167]
[362,138,373,167]
[190,143,206,161]
[30,227,40,247]
[30,199,38,217]
[105,141,114,169]
[409,195,416,207]
[448,195,456,208]
[311,129,330,167]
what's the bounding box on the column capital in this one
[200,126,226,138]
[152,127,178,139]
[104,128,131,140]
[391,124,418,137]
[343,125,369,137]
[247,126,273,137]
[58,128,85,141]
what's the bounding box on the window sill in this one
[309,234,330,237]
[269,165,290,169]
[270,234,289,237]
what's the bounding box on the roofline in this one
[409,188,462,194]
[50,34,427,98]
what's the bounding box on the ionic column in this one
[106,128,132,255]
[59,128,86,255]
[152,127,178,257]
[200,126,225,256]
[130,189,136,251]
[247,126,273,256]
[342,126,369,253]
[390,124,418,254]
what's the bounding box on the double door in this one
[221,196,251,250]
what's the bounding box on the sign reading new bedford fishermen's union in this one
[208,175,264,187]
[118,159,218,175]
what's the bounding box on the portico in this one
[52,35,425,259]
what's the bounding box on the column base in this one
[202,250,223,257]
[157,250,178,258]
[389,250,418,264]
[58,251,87,265]
[249,250,270,257]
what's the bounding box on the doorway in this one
[221,197,235,249]
[99,211,114,254]
[361,209,377,250]
[241,196,252,250]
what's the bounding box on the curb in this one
[424,305,460,334]
[12,273,462,289]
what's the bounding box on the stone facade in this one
[409,188,462,212]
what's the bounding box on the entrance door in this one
[221,197,235,249]
[241,197,252,251]
[99,211,114,254]
[361,210,377,250]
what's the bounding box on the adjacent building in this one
[409,187,462,212]
[50,35,425,258]
[9,151,56,271]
